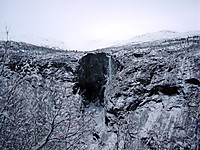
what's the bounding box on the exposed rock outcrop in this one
[0,35,199,150]
[103,35,200,149]
[74,53,121,105]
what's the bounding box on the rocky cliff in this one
[103,36,200,149]
[0,34,199,150]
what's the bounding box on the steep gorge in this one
[0,35,199,150]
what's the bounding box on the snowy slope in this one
[114,30,200,46]
[1,30,199,51]
[0,31,67,50]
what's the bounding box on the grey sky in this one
[0,0,199,50]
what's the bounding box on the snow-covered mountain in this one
[114,30,200,46]
[1,30,199,51]
[0,31,67,50]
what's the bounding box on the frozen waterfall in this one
[108,55,112,83]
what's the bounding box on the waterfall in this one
[108,55,112,83]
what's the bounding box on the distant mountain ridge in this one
[114,30,200,47]
[1,30,199,51]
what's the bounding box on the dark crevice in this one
[126,100,141,111]
[93,133,100,141]
[105,116,110,126]
[133,53,143,57]
[107,108,121,117]
[185,78,200,86]
[149,85,180,96]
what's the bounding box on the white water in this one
[108,55,112,83]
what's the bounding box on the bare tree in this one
[0,31,95,149]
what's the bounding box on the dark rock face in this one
[75,53,120,104]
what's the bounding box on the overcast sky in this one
[0,0,199,50]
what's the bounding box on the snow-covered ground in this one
[114,30,200,46]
